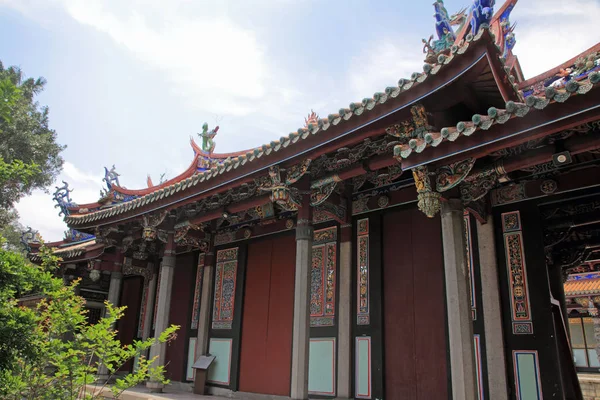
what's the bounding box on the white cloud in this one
[3,0,281,116]
[14,162,104,242]
[347,38,425,100]
[511,0,600,78]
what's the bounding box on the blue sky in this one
[2,0,599,240]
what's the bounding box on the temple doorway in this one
[238,234,296,396]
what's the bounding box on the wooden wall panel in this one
[411,209,448,399]
[382,209,416,399]
[381,207,448,399]
[118,276,143,372]
[165,252,196,382]
[265,235,296,395]
[238,235,295,396]
[239,239,272,393]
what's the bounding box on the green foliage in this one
[0,61,65,209]
[0,239,180,399]
[0,208,26,252]
[0,76,21,124]
[0,157,41,209]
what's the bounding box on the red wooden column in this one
[291,187,313,399]
[147,231,176,393]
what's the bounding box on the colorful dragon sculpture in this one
[422,0,496,63]
[198,123,219,154]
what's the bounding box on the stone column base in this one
[95,374,110,384]
[146,380,164,393]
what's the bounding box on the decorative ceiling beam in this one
[189,208,225,226]
[491,165,600,207]
[435,158,475,192]
[227,194,272,214]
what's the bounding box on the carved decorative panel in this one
[357,218,370,325]
[190,253,205,330]
[212,248,239,329]
[502,211,533,334]
[311,227,337,327]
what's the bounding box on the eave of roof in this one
[393,72,599,164]
[29,240,103,263]
[565,277,600,297]
[65,28,518,228]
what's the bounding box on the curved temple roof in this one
[57,0,599,229]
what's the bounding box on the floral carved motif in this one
[190,254,204,330]
[311,229,337,327]
[502,211,533,335]
[436,158,475,192]
[212,248,239,330]
[357,218,370,325]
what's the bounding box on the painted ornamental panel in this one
[502,211,533,335]
[311,227,337,327]
[357,218,370,325]
[190,253,205,330]
[212,248,239,330]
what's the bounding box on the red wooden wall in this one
[118,276,143,372]
[238,234,296,396]
[382,208,448,399]
[165,252,196,382]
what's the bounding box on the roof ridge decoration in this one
[53,180,76,216]
[64,18,524,228]
[103,165,120,190]
[522,51,600,98]
[423,0,462,63]
[304,110,319,129]
[20,227,42,253]
[198,122,219,154]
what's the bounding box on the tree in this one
[0,61,65,209]
[0,241,179,399]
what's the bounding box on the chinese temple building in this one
[24,0,600,399]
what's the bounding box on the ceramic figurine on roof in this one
[498,1,516,58]
[423,0,457,63]
[198,122,219,154]
[434,0,455,43]
[469,0,495,36]
[304,110,319,129]
[103,165,120,190]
